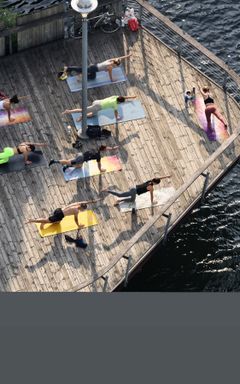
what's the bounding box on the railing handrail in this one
[70,131,240,291]
[135,0,240,87]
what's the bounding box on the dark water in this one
[125,0,240,292]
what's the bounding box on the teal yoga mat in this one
[67,67,127,92]
[71,100,146,132]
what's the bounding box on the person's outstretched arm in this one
[25,142,48,147]
[123,95,137,100]
[159,175,171,179]
[108,66,114,82]
[112,53,131,61]
[62,108,82,115]
[114,109,120,120]
[197,82,205,96]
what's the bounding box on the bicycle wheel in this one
[100,16,121,34]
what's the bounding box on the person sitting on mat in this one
[58,53,131,82]
[26,199,100,230]
[62,95,137,123]
[0,142,47,165]
[0,94,28,123]
[102,176,171,207]
[197,82,228,131]
[49,145,119,173]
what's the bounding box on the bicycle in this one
[71,5,121,39]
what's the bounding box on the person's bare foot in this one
[40,223,45,230]
[100,169,106,173]
[78,224,85,229]
[76,117,82,122]
[9,118,15,123]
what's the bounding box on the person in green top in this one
[62,95,136,122]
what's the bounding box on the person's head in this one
[185,90,191,96]
[202,86,210,93]
[117,96,126,103]
[27,144,35,152]
[151,178,161,185]
[10,95,19,104]
[80,203,87,211]
[113,59,121,66]
[99,145,107,152]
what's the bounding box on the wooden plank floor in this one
[0,29,240,292]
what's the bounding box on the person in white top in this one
[0,94,28,122]
[58,53,131,82]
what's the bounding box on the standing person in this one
[0,94,28,123]
[48,145,119,173]
[26,200,100,230]
[197,82,228,131]
[0,142,47,165]
[103,176,171,206]
[62,95,136,122]
[58,53,131,82]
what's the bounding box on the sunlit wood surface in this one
[0,27,239,292]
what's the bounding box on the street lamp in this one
[71,0,98,139]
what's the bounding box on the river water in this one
[125,0,240,292]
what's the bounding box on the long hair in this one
[10,95,19,104]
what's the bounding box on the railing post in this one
[123,255,132,287]
[101,276,109,292]
[177,36,183,57]
[139,4,143,23]
[201,172,210,203]
[162,213,172,244]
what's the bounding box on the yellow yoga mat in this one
[36,210,98,237]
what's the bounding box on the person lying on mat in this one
[0,142,47,165]
[197,82,228,131]
[102,176,171,207]
[58,53,131,82]
[0,94,28,122]
[62,95,137,122]
[49,145,119,173]
[26,200,100,230]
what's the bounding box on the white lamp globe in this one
[71,0,98,14]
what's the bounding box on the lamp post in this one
[71,0,98,139]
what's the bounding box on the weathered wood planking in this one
[0,27,240,292]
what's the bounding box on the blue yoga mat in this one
[67,67,127,92]
[71,100,146,132]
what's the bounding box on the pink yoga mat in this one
[194,97,229,142]
[0,107,32,127]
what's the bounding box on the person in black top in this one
[48,145,119,173]
[198,82,228,131]
[103,176,171,206]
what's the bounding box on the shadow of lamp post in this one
[71,0,98,139]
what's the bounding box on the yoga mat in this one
[36,210,98,237]
[0,107,31,127]
[194,97,229,142]
[119,187,176,212]
[67,67,127,92]
[0,151,46,174]
[63,155,122,181]
[71,100,146,131]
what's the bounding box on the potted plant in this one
[0,8,17,30]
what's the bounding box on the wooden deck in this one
[0,23,240,291]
